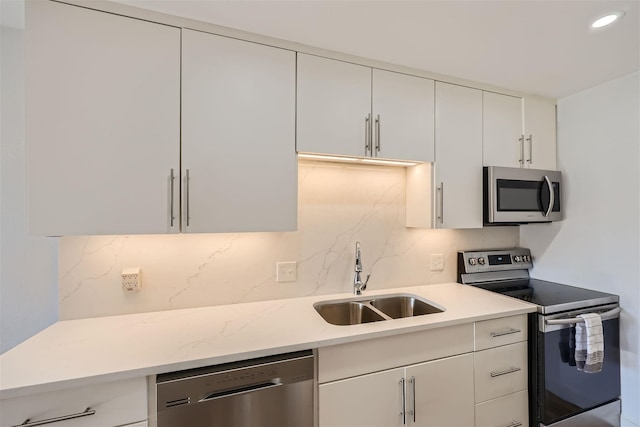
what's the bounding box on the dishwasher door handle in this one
[199,381,283,403]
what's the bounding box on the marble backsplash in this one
[59,161,518,320]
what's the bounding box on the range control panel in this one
[457,248,533,275]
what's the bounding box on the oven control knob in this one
[525,255,531,262]
[478,257,486,265]
[468,258,477,266]
[514,255,522,262]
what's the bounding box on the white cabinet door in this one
[406,353,475,427]
[523,97,557,170]
[319,368,405,427]
[182,30,297,233]
[0,377,147,427]
[372,69,435,162]
[434,82,483,229]
[483,92,524,168]
[26,1,180,235]
[297,53,371,158]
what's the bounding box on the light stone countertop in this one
[0,282,536,399]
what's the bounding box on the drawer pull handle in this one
[490,328,521,338]
[490,366,522,378]
[15,407,95,427]
[507,421,523,427]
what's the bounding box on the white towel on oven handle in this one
[575,312,604,373]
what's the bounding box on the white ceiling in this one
[114,0,639,99]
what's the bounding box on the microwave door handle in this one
[543,175,554,217]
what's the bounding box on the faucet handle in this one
[362,274,370,291]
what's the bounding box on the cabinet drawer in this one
[0,377,147,427]
[475,315,527,351]
[475,390,528,427]
[474,341,527,403]
[319,323,473,383]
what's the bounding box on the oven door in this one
[537,304,621,426]
[484,166,562,223]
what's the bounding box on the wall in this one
[520,72,640,426]
[0,0,58,354]
[59,161,519,319]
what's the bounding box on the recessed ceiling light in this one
[591,12,625,29]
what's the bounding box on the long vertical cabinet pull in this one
[518,135,525,165]
[169,169,175,227]
[400,378,406,425]
[375,114,381,156]
[526,134,533,165]
[365,114,372,155]
[184,169,191,227]
[436,183,444,226]
[409,376,416,423]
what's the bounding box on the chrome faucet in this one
[353,242,370,295]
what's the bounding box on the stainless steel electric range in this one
[458,248,621,427]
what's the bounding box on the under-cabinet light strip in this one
[297,153,419,167]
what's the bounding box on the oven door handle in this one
[544,307,620,326]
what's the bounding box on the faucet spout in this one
[353,242,370,295]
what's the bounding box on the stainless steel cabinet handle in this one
[409,376,416,423]
[518,135,525,165]
[545,307,621,325]
[490,366,522,378]
[543,175,554,217]
[169,168,175,227]
[490,328,522,338]
[400,378,406,425]
[365,114,371,155]
[507,421,523,427]
[437,183,444,225]
[375,114,381,156]
[526,134,533,164]
[14,407,95,427]
[185,169,191,227]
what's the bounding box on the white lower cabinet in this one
[319,367,405,427]
[318,316,529,427]
[474,315,529,427]
[475,390,528,427]
[319,354,474,427]
[406,354,475,427]
[317,324,475,427]
[0,377,147,427]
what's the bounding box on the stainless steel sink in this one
[369,295,444,319]
[314,294,444,325]
[314,301,386,326]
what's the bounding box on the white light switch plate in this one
[277,262,297,282]
[431,254,444,271]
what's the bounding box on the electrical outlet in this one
[276,262,297,282]
[122,267,141,291]
[430,254,444,271]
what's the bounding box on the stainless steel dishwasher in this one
[156,350,315,427]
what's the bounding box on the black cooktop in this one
[475,278,619,314]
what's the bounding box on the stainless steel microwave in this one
[484,166,562,224]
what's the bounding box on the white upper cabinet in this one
[181,30,297,233]
[523,97,557,170]
[482,92,524,168]
[433,82,483,229]
[371,69,435,162]
[26,1,180,235]
[483,92,557,170]
[297,53,372,158]
[297,54,434,162]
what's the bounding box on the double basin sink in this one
[314,294,444,326]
